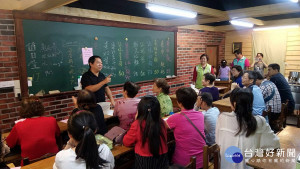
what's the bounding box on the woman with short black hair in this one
[231,65,244,88]
[166,87,205,168]
[192,54,214,89]
[72,90,107,135]
[113,81,141,130]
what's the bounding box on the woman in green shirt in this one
[153,78,173,117]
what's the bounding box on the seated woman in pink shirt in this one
[113,81,140,130]
[166,87,205,168]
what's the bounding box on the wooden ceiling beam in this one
[214,25,251,31]
[227,2,300,19]
[49,6,217,31]
[197,17,228,25]
[24,0,78,12]
[237,18,264,26]
[48,6,169,26]
[0,0,43,10]
[0,0,21,10]
[154,14,214,26]
[214,18,300,31]
[257,18,300,27]
[178,25,216,31]
[198,2,300,25]
[154,18,198,26]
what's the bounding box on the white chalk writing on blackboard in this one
[154,40,158,62]
[22,19,175,95]
[26,42,40,70]
[63,41,79,47]
[117,41,123,67]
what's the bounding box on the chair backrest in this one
[23,153,56,166]
[262,106,271,117]
[279,100,289,126]
[185,156,196,169]
[203,144,220,169]
[167,139,176,166]
[270,99,288,134]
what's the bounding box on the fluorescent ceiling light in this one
[253,25,299,31]
[291,0,299,3]
[146,3,197,18]
[230,20,254,28]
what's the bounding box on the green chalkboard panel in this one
[22,19,175,94]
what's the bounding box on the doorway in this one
[206,45,219,74]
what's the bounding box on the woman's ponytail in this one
[68,111,107,169]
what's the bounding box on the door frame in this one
[206,45,219,71]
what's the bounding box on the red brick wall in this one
[0,10,20,132]
[0,9,225,132]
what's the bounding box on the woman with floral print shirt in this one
[153,78,173,117]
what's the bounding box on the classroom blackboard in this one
[22,19,175,94]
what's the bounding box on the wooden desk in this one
[169,94,179,108]
[111,145,134,158]
[215,86,228,94]
[104,114,113,120]
[57,121,67,132]
[21,156,55,169]
[246,126,300,169]
[2,132,9,139]
[212,98,231,112]
[21,145,133,169]
[2,114,116,166]
[2,121,70,139]
[277,126,300,147]
[7,163,15,168]
[57,114,114,132]
[3,115,114,137]
[170,86,228,108]
[215,80,231,92]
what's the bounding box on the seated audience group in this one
[2,53,294,169]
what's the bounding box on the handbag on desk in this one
[104,126,126,145]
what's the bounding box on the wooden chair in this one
[114,149,135,169]
[185,156,196,169]
[262,106,271,118]
[167,139,176,165]
[270,100,288,133]
[203,144,220,169]
[23,153,56,166]
[279,100,289,129]
[294,109,300,128]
